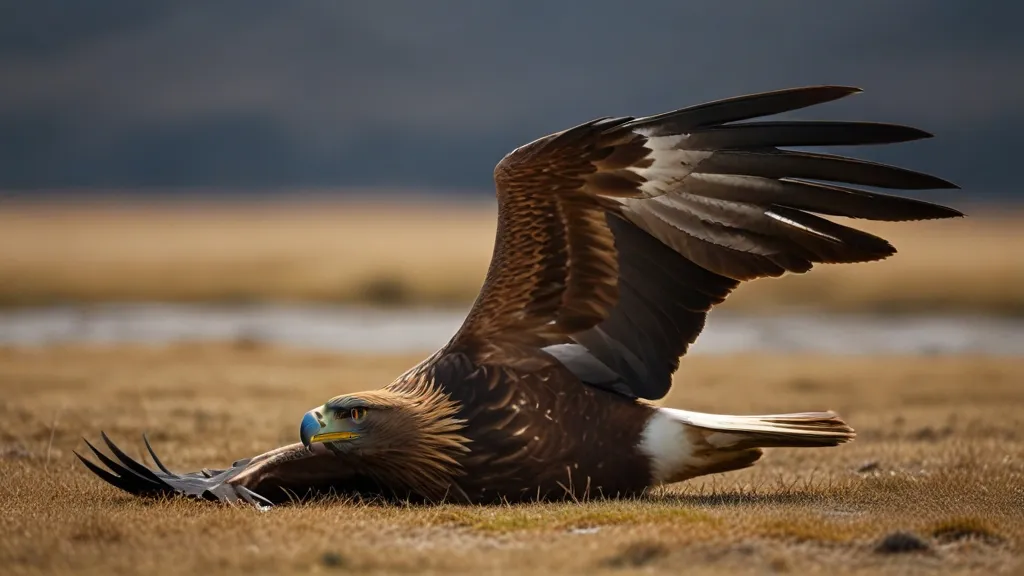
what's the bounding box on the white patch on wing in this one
[626,134,713,198]
[637,409,696,485]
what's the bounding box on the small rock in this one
[874,531,931,554]
[601,542,668,568]
[321,552,346,568]
[856,461,880,473]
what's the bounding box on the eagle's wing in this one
[445,86,960,400]
[75,433,376,506]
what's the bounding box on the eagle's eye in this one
[350,407,367,422]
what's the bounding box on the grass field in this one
[2,199,1023,314]
[1,344,1021,575]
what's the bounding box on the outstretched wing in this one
[445,86,960,400]
[75,434,381,506]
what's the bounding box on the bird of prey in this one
[79,86,960,506]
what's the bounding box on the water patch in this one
[0,303,1021,355]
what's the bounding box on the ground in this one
[1,343,1021,575]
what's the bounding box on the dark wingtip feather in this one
[82,436,165,491]
[74,450,120,484]
[842,122,934,144]
[757,84,863,100]
[767,206,901,264]
[74,449,145,494]
[687,121,937,150]
[699,150,961,191]
[870,199,965,221]
[100,431,162,483]
[903,126,935,140]
[780,178,964,221]
[82,437,118,470]
[827,85,863,95]
[143,433,174,476]
[625,85,867,135]
[920,174,960,190]
[924,203,965,219]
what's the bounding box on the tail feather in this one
[670,408,856,449]
[639,407,855,485]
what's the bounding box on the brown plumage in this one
[78,86,961,506]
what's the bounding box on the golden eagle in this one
[79,86,960,506]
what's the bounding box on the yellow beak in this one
[309,431,360,444]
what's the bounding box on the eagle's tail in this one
[639,407,854,485]
[673,408,856,448]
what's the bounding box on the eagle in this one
[78,86,960,507]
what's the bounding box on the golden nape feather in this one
[78,86,960,506]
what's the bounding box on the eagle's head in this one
[300,391,427,454]
[298,387,471,499]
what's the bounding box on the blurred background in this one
[2,1,1022,355]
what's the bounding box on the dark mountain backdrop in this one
[2,1,1021,199]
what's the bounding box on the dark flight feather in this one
[695,149,958,190]
[623,85,864,134]
[684,175,962,221]
[684,120,933,149]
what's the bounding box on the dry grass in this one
[1,343,1022,575]
[1,199,1023,313]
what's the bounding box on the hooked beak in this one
[299,410,323,449]
[300,407,360,449]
